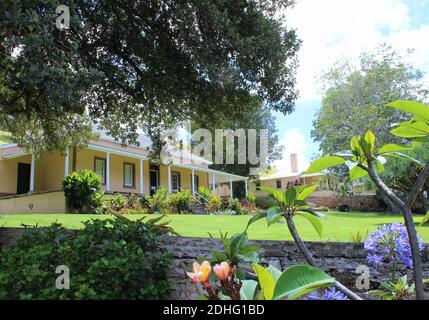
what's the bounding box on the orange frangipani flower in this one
[213,262,230,281]
[187,261,212,284]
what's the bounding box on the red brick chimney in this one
[290,153,298,173]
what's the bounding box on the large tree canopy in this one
[0,0,300,153]
[312,44,429,156]
[192,97,283,177]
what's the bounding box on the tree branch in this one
[358,162,405,209]
[359,161,425,300]
[406,162,429,208]
[285,215,363,300]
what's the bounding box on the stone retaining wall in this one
[308,194,384,212]
[1,228,428,299]
[163,236,429,299]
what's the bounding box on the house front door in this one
[17,163,31,194]
[150,166,159,196]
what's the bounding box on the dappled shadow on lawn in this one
[325,211,400,219]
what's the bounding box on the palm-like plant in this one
[246,184,362,300]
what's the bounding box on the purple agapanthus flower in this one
[304,287,349,300]
[364,223,424,268]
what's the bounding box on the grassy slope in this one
[1,211,428,242]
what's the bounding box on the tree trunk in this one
[378,191,401,214]
[285,215,363,300]
[364,162,425,300]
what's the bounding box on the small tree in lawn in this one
[305,100,429,300]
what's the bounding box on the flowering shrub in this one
[168,190,192,214]
[364,223,424,269]
[208,194,222,212]
[304,287,349,300]
[246,194,256,205]
[126,193,140,209]
[187,260,336,300]
[240,199,258,215]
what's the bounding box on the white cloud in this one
[285,0,429,102]
[272,128,310,173]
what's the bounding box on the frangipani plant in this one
[246,184,362,300]
[246,184,323,236]
[305,100,429,300]
[187,260,336,300]
[207,231,260,279]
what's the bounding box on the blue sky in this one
[272,0,429,173]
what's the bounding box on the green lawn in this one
[1,211,428,242]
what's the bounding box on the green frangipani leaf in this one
[374,159,385,173]
[412,137,429,147]
[365,130,376,152]
[272,265,335,300]
[391,121,429,138]
[349,165,368,181]
[297,184,319,200]
[334,150,354,158]
[387,100,429,122]
[378,143,413,154]
[382,152,423,165]
[350,136,363,157]
[240,280,258,300]
[297,211,323,237]
[305,156,345,174]
[266,207,283,226]
[252,264,275,300]
[284,187,297,205]
[244,212,267,233]
[267,265,282,282]
[294,199,309,207]
[258,186,276,196]
[260,186,285,203]
[299,208,325,218]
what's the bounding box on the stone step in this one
[188,202,208,214]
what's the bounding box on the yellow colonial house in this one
[249,153,329,197]
[0,131,248,214]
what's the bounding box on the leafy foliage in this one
[369,275,415,300]
[168,190,192,214]
[1,0,300,153]
[249,264,335,300]
[0,217,173,299]
[61,170,103,213]
[247,184,324,237]
[207,231,260,279]
[312,45,429,158]
[306,99,429,300]
[254,196,278,209]
[192,99,283,178]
